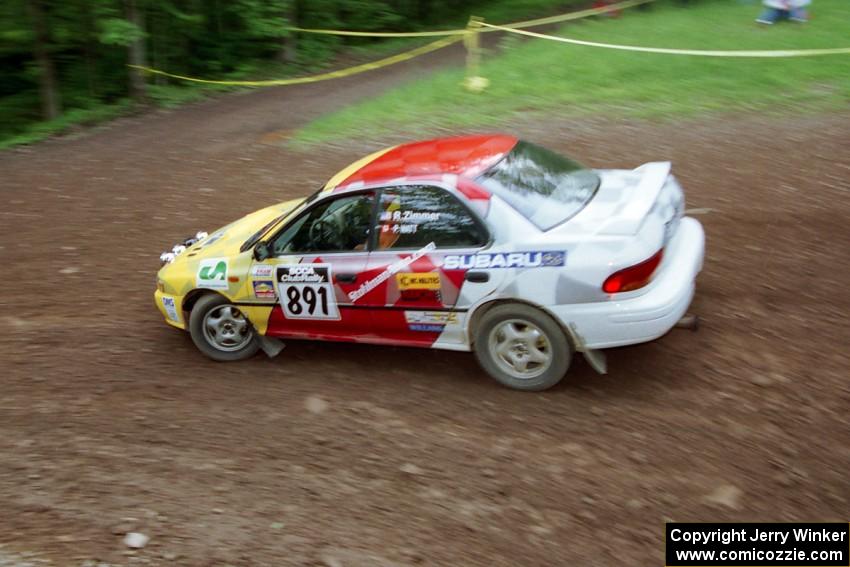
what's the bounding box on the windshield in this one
[476,141,600,230]
[240,188,323,252]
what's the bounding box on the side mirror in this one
[253,242,271,262]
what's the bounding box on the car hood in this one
[172,197,305,263]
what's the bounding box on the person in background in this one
[757,0,810,24]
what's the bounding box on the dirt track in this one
[1,49,849,566]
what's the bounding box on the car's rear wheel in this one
[473,304,571,391]
[189,294,260,361]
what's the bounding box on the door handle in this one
[336,273,358,284]
[465,271,489,283]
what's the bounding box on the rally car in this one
[155,135,704,391]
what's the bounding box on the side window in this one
[272,192,375,255]
[376,185,488,250]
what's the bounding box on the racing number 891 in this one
[286,285,329,316]
[275,264,340,321]
[279,281,340,320]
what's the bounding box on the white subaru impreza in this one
[155,134,705,391]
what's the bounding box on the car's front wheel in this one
[473,304,571,391]
[189,294,260,361]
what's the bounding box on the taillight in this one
[602,249,664,294]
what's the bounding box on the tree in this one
[26,0,61,120]
[4,0,550,143]
[281,1,297,64]
[97,0,149,103]
[125,0,147,102]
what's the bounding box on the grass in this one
[291,0,850,145]
[344,0,589,58]
[0,60,312,148]
[0,59,299,148]
[0,100,132,150]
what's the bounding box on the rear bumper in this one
[551,216,705,350]
[154,289,187,330]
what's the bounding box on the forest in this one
[0,0,574,145]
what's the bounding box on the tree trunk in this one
[26,0,61,120]
[126,0,148,102]
[82,3,98,98]
[280,1,297,64]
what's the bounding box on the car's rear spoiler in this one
[598,161,671,236]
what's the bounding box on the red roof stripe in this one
[336,134,517,189]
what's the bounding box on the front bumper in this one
[155,289,187,330]
[552,216,705,350]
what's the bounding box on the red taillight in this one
[602,249,664,294]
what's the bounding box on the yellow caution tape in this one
[288,27,466,37]
[129,35,459,86]
[481,22,850,57]
[288,0,652,38]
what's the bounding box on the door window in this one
[271,192,375,255]
[375,186,487,250]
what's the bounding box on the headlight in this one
[160,230,208,265]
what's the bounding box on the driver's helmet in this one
[378,193,402,249]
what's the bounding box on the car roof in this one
[326,134,518,192]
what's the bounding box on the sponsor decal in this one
[161,296,180,322]
[278,265,330,284]
[252,280,276,299]
[379,210,440,223]
[541,251,567,267]
[349,242,436,302]
[409,324,446,332]
[442,250,566,270]
[251,264,274,278]
[381,223,418,235]
[196,258,229,289]
[396,272,441,291]
[404,310,458,333]
[276,264,340,320]
[405,311,458,324]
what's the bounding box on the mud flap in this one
[583,349,608,374]
[258,336,285,358]
[675,313,700,331]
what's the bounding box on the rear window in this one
[476,141,600,230]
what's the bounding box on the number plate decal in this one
[276,264,340,320]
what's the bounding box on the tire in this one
[189,294,260,362]
[473,303,571,391]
